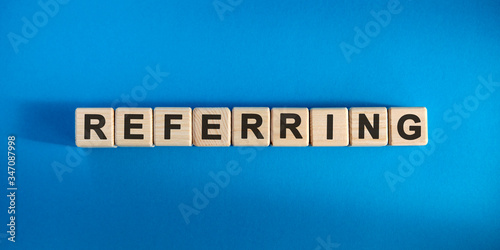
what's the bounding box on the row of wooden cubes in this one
[75,107,427,147]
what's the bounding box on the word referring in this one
[75,107,427,147]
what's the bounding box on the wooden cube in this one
[115,108,153,147]
[193,108,231,146]
[232,107,270,146]
[75,108,115,147]
[310,108,349,146]
[271,108,309,146]
[154,108,192,146]
[389,107,428,146]
[349,107,388,146]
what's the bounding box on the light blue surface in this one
[1,0,500,249]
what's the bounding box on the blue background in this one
[1,0,500,249]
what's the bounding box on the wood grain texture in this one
[193,108,231,147]
[75,108,115,147]
[154,108,192,146]
[271,108,309,146]
[349,107,388,146]
[389,107,428,146]
[310,108,349,146]
[232,107,270,146]
[115,108,153,147]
